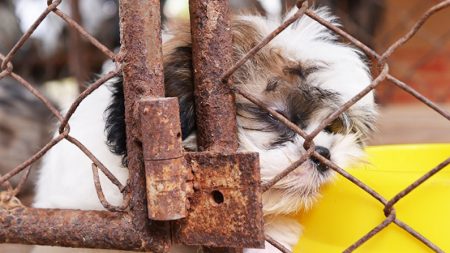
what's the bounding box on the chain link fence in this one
[373,0,450,104]
[0,0,449,252]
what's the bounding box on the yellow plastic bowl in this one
[293,144,450,253]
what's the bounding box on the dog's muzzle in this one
[311,146,331,173]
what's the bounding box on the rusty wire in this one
[0,53,63,120]
[0,0,449,252]
[52,8,116,60]
[0,167,31,203]
[304,2,450,120]
[0,0,125,211]
[0,0,62,71]
[91,163,131,212]
[221,1,309,82]
[219,0,450,252]
[0,174,13,192]
[261,145,315,192]
[265,235,291,253]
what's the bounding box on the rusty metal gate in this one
[1,0,450,252]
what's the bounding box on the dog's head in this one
[107,7,376,216]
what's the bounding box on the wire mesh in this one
[0,0,449,252]
[0,0,125,212]
[219,1,450,252]
[0,1,171,250]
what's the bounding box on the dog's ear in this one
[105,77,128,166]
[105,29,196,165]
[347,106,378,144]
[163,42,196,140]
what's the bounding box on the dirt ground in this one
[2,104,449,252]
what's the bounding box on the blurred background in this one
[0,0,449,207]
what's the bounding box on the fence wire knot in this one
[0,192,23,210]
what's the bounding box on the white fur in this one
[33,82,127,210]
[34,7,374,253]
[240,7,373,109]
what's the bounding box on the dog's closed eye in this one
[266,77,280,92]
[283,64,322,80]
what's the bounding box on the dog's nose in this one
[315,146,330,160]
[311,146,331,173]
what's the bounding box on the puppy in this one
[34,7,376,253]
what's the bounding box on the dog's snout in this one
[311,146,331,173]
[315,146,330,160]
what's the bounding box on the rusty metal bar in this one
[118,0,187,226]
[0,208,150,251]
[140,98,187,220]
[187,1,265,252]
[189,0,238,153]
[118,0,170,250]
[119,0,164,98]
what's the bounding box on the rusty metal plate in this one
[173,152,264,248]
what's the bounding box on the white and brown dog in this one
[34,7,376,253]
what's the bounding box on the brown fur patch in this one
[160,17,372,145]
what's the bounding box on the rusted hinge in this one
[139,97,264,248]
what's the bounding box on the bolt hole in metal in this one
[211,190,224,204]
